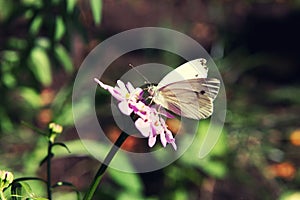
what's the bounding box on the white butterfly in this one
[148,58,220,120]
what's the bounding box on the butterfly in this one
[147,58,220,120]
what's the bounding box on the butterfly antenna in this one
[129,64,150,84]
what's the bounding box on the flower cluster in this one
[94,78,177,150]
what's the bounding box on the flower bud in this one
[0,170,14,190]
[48,122,63,142]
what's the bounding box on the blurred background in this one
[1,0,300,199]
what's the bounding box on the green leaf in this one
[173,190,189,200]
[280,191,300,200]
[52,182,80,200]
[36,38,50,49]
[11,182,23,200]
[3,72,17,88]
[53,103,73,126]
[199,160,227,178]
[90,0,102,25]
[29,47,52,86]
[52,192,79,200]
[21,0,43,8]
[30,15,43,35]
[109,169,143,194]
[2,50,19,63]
[55,16,66,41]
[200,124,228,157]
[0,109,13,132]
[52,142,71,153]
[19,87,42,108]
[66,0,77,13]
[117,192,145,200]
[179,120,228,178]
[7,38,27,50]
[0,0,14,21]
[11,181,37,200]
[54,44,73,73]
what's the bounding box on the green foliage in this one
[90,0,102,25]
[180,120,228,179]
[18,87,42,109]
[66,0,77,14]
[29,15,43,35]
[0,0,100,134]
[28,47,52,86]
[109,174,144,199]
[11,181,48,200]
[54,16,66,41]
[54,44,73,73]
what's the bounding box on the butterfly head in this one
[147,85,158,97]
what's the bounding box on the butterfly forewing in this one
[157,59,209,88]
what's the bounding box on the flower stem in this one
[83,131,129,200]
[47,141,53,200]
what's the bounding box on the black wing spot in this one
[195,90,206,97]
[200,59,206,65]
[195,74,199,77]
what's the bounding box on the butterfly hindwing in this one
[153,78,220,119]
[160,91,213,119]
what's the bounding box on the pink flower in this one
[94,78,143,115]
[95,78,177,150]
[135,108,177,150]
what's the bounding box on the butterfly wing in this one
[154,78,220,119]
[157,58,208,88]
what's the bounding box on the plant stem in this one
[83,131,129,200]
[47,141,52,200]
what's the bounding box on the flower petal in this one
[94,78,124,101]
[108,88,124,101]
[135,118,150,137]
[165,130,175,143]
[94,78,110,89]
[117,80,128,96]
[148,132,157,147]
[118,101,133,115]
[160,132,167,147]
[170,141,177,150]
[126,82,135,92]
[165,129,177,150]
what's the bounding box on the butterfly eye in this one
[200,90,205,95]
